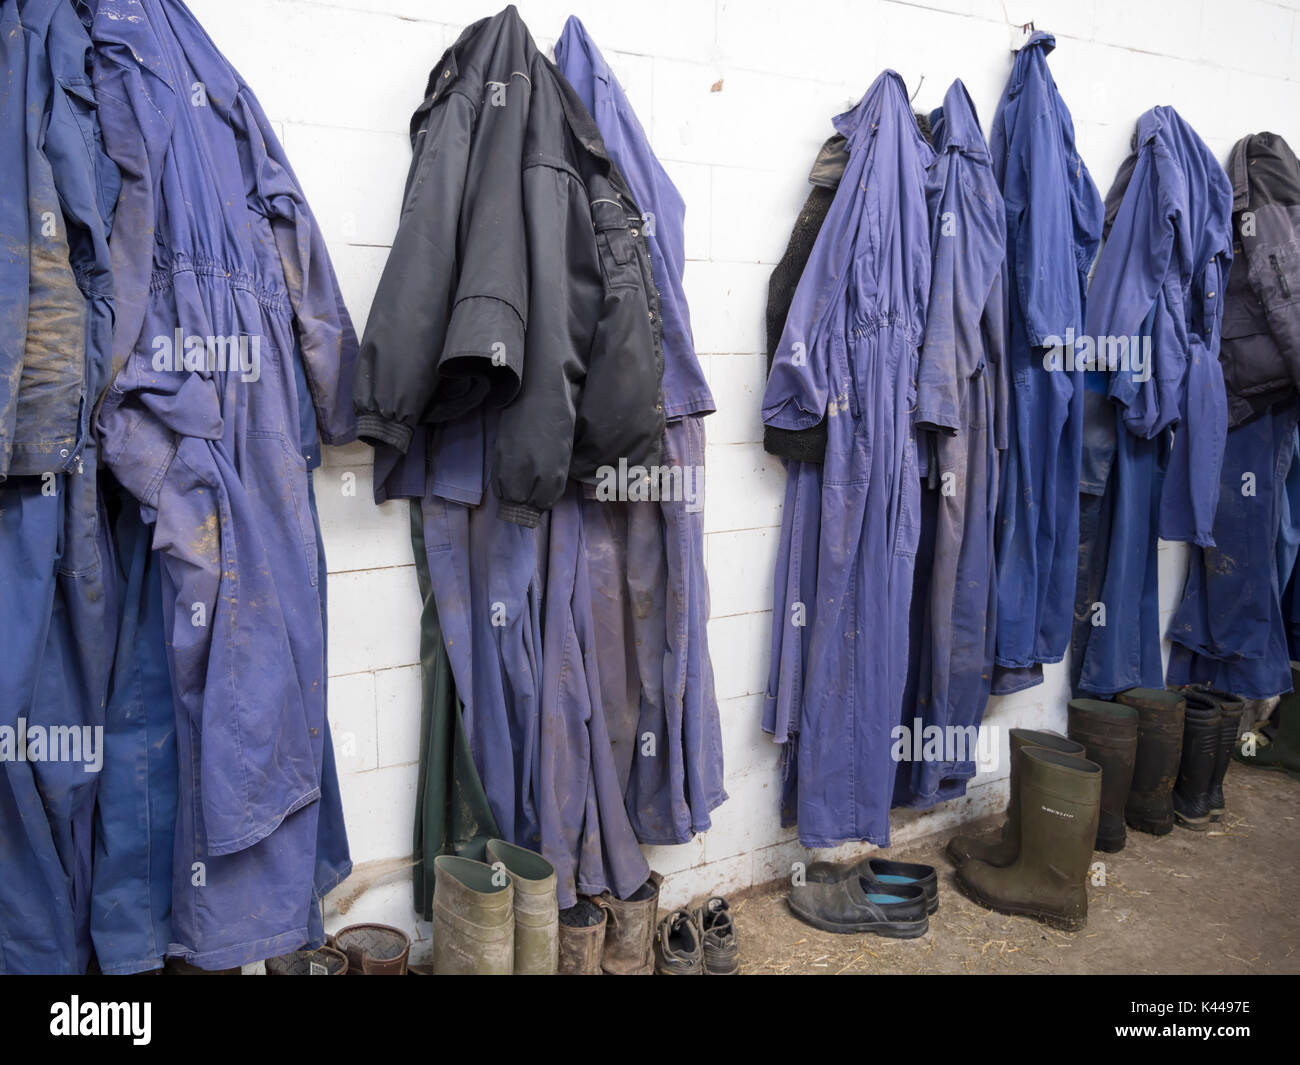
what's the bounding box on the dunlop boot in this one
[431,855,514,974]
[946,729,1085,866]
[598,872,661,975]
[1117,687,1185,835]
[956,748,1102,931]
[485,839,559,974]
[1067,698,1139,852]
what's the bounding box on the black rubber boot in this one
[1172,690,1222,831]
[1180,686,1246,820]
[946,729,1085,867]
[1116,688,1185,835]
[1067,698,1139,853]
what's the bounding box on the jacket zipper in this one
[1271,253,1291,300]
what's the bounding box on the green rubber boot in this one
[485,839,559,975]
[431,856,514,975]
[946,729,1085,867]
[956,748,1102,931]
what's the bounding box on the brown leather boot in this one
[598,872,662,975]
[557,899,608,975]
[947,729,1085,866]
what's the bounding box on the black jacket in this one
[1220,132,1300,427]
[354,6,664,525]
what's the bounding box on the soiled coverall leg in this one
[90,492,178,974]
[419,413,544,851]
[1167,399,1300,698]
[762,458,822,828]
[0,481,76,972]
[538,488,651,907]
[602,415,727,844]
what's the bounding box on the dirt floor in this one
[734,764,1300,974]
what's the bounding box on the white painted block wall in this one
[183,0,1300,957]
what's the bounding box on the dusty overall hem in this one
[205,786,321,857]
[169,926,310,971]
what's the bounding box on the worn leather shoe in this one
[788,876,929,938]
[693,897,739,975]
[804,857,938,914]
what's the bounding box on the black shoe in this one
[693,897,739,975]
[805,857,939,914]
[788,876,929,938]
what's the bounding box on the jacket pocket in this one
[1250,240,1300,314]
[246,430,319,587]
[592,198,642,290]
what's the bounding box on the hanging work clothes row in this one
[359,7,724,910]
[761,33,1099,846]
[1,0,357,974]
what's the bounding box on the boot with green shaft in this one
[431,856,515,975]
[956,748,1102,931]
[946,729,1085,867]
[485,839,559,975]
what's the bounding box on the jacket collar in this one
[929,78,988,157]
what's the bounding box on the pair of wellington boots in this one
[557,872,663,975]
[431,840,559,975]
[948,728,1102,931]
[1171,686,1247,829]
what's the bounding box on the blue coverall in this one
[896,79,1009,808]
[87,0,356,969]
[987,32,1103,695]
[1074,106,1233,697]
[762,71,933,847]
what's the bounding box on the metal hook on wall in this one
[909,73,925,103]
